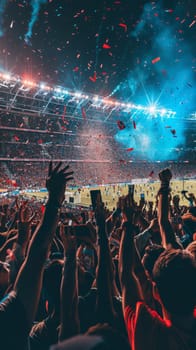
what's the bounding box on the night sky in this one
[0,0,195,98]
[0,0,195,164]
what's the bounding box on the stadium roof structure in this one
[0,71,179,123]
[0,71,195,167]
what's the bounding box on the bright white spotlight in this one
[148,105,156,114]
[62,89,69,95]
[54,87,62,94]
[3,73,11,81]
[75,92,82,98]
[40,83,46,90]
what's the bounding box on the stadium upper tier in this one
[0,72,195,187]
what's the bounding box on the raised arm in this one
[95,201,117,323]
[8,203,35,284]
[14,162,73,330]
[119,196,143,313]
[158,168,182,249]
[58,225,79,341]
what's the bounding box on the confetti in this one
[119,23,127,32]
[14,135,20,141]
[117,120,126,130]
[73,66,79,72]
[10,20,14,29]
[81,107,87,119]
[165,9,173,13]
[102,43,111,49]
[89,72,97,82]
[152,57,161,64]
[126,147,134,152]
[189,20,196,28]
[133,121,136,129]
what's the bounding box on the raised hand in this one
[17,201,35,244]
[119,195,134,223]
[46,161,74,207]
[60,224,77,255]
[158,168,172,184]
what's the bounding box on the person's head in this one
[173,195,180,207]
[152,249,196,315]
[50,323,130,350]
[142,244,165,279]
[189,206,196,217]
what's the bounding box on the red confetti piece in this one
[14,135,20,141]
[152,57,161,64]
[102,43,111,49]
[117,120,126,130]
[126,148,134,152]
[73,66,79,72]
[133,120,136,129]
[89,72,97,82]
[81,107,87,119]
[119,23,127,32]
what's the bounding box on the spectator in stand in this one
[181,206,196,241]
[0,160,196,350]
[0,161,73,350]
[119,168,196,350]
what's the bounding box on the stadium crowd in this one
[0,110,195,189]
[0,162,195,350]
[0,160,195,189]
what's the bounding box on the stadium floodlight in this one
[40,83,46,90]
[54,87,63,94]
[93,95,99,101]
[160,108,166,116]
[74,92,82,98]
[23,79,36,87]
[148,105,156,114]
[0,70,177,118]
[2,73,11,81]
[62,89,69,95]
